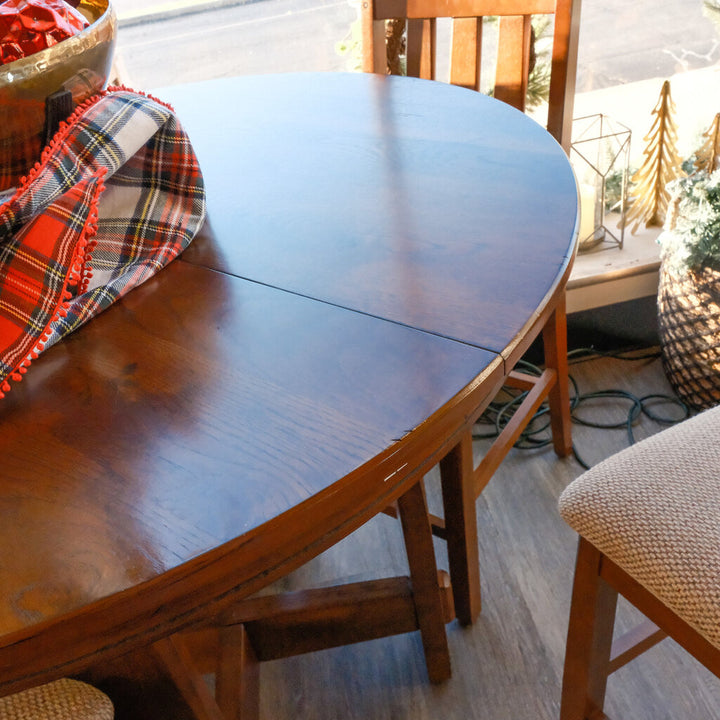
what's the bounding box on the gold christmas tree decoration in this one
[624,80,684,233]
[696,113,720,174]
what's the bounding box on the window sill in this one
[567,225,662,314]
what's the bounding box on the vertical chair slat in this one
[449,17,482,91]
[547,0,581,150]
[360,0,390,73]
[407,18,436,80]
[494,14,532,111]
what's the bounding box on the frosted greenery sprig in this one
[658,168,720,275]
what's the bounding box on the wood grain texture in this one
[449,18,482,91]
[374,0,557,20]
[83,355,720,720]
[0,73,579,703]
[0,259,501,695]
[353,17,577,624]
[170,73,577,357]
[223,577,427,658]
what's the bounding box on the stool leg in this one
[397,480,452,683]
[543,296,573,458]
[560,537,618,720]
[440,431,481,626]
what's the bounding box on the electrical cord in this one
[472,347,691,470]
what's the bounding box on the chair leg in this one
[543,295,573,458]
[397,479,452,683]
[439,431,481,626]
[216,624,260,720]
[560,537,618,720]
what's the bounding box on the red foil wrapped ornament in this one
[0,0,89,66]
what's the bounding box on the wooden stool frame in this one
[560,536,720,720]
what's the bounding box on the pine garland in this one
[696,113,720,175]
[659,168,720,275]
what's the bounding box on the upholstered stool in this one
[0,678,114,720]
[558,405,720,719]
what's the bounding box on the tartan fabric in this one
[0,88,206,397]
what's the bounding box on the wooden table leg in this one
[440,431,481,626]
[155,629,261,720]
[152,636,226,720]
[543,295,573,458]
[217,624,260,720]
[397,480,452,683]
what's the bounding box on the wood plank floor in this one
[86,349,720,719]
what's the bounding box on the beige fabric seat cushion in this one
[0,678,113,720]
[559,404,720,649]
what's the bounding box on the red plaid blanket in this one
[0,88,206,398]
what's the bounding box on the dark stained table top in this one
[174,73,578,357]
[0,72,577,694]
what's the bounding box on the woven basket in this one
[658,260,720,410]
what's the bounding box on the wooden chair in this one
[0,678,114,719]
[361,0,580,150]
[558,405,720,719]
[361,0,581,625]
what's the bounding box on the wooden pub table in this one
[0,73,578,715]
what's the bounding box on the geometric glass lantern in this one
[570,114,632,253]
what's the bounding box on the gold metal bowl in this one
[0,0,117,191]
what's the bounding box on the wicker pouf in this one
[0,679,114,720]
[658,260,720,410]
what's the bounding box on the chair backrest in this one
[360,0,580,151]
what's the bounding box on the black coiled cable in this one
[472,347,691,470]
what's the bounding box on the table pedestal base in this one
[155,481,454,720]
